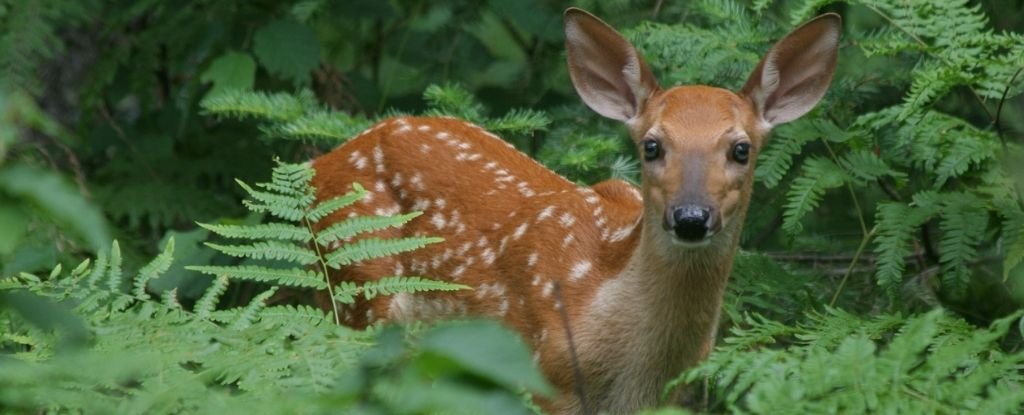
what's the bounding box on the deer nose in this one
[670,205,712,241]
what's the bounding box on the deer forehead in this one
[641,86,760,145]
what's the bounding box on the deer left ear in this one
[741,13,841,129]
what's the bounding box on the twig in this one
[553,282,591,415]
[830,226,877,307]
[994,65,1024,146]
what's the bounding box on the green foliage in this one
[3,0,1024,413]
[187,161,457,322]
[672,308,1024,414]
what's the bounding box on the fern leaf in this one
[200,89,306,121]
[107,241,123,293]
[333,281,360,305]
[316,212,422,245]
[305,183,366,222]
[937,194,987,298]
[185,265,326,289]
[195,275,230,318]
[229,287,278,330]
[265,110,371,141]
[133,237,175,300]
[782,157,847,235]
[485,108,551,134]
[237,179,313,221]
[204,241,319,265]
[1001,208,1024,279]
[837,149,906,186]
[359,276,468,300]
[86,249,108,289]
[161,288,182,310]
[754,121,818,188]
[325,236,443,268]
[197,222,312,242]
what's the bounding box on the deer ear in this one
[741,13,841,128]
[564,8,659,123]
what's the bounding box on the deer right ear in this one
[741,13,841,129]
[564,8,659,123]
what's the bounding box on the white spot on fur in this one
[531,274,542,286]
[373,145,385,173]
[537,206,555,221]
[430,213,447,229]
[527,252,538,267]
[562,234,575,247]
[457,242,472,255]
[481,248,496,265]
[375,180,386,192]
[434,198,446,209]
[513,223,529,240]
[560,213,576,228]
[410,173,425,191]
[417,125,431,132]
[585,195,600,204]
[484,162,498,170]
[542,281,554,297]
[452,264,466,278]
[412,198,430,211]
[498,298,509,316]
[390,172,403,187]
[420,143,432,153]
[569,260,592,281]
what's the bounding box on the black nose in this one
[672,205,711,241]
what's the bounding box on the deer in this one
[311,7,840,414]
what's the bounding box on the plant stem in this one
[305,216,341,325]
[830,225,877,307]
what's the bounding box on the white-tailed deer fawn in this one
[312,8,839,414]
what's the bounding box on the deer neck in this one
[580,209,741,407]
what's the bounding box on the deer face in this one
[631,87,762,246]
[564,8,840,248]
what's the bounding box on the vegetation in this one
[2,0,1022,413]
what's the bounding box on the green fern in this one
[782,157,848,235]
[187,161,454,324]
[673,308,1024,413]
[334,276,469,305]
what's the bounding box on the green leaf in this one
[0,164,110,252]
[133,237,175,300]
[197,222,312,242]
[186,265,326,289]
[316,212,421,245]
[0,205,27,256]
[253,19,320,84]
[419,320,554,396]
[200,51,256,96]
[204,241,319,265]
[325,236,443,267]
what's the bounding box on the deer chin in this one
[669,233,714,248]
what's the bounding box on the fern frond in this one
[161,288,182,310]
[937,193,987,298]
[195,275,230,318]
[754,121,818,188]
[305,183,366,222]
[325,237,444,268]
[133,238,176,300]
[197,222,313,242]
[359,276,468,300]
[782,157,847,235]
[106,241,123,293]
[316,212,422,246]
[204,241,319,265]
[237,179,313,221]
[485,109,551,134]
[229,287,278,330]
[263,110,371,142]
[200,89,306,121]
[186,265,326,289]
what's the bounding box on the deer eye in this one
[731,142,751,165]
[642,139,662,161]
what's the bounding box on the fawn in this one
[312,8,839,414]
